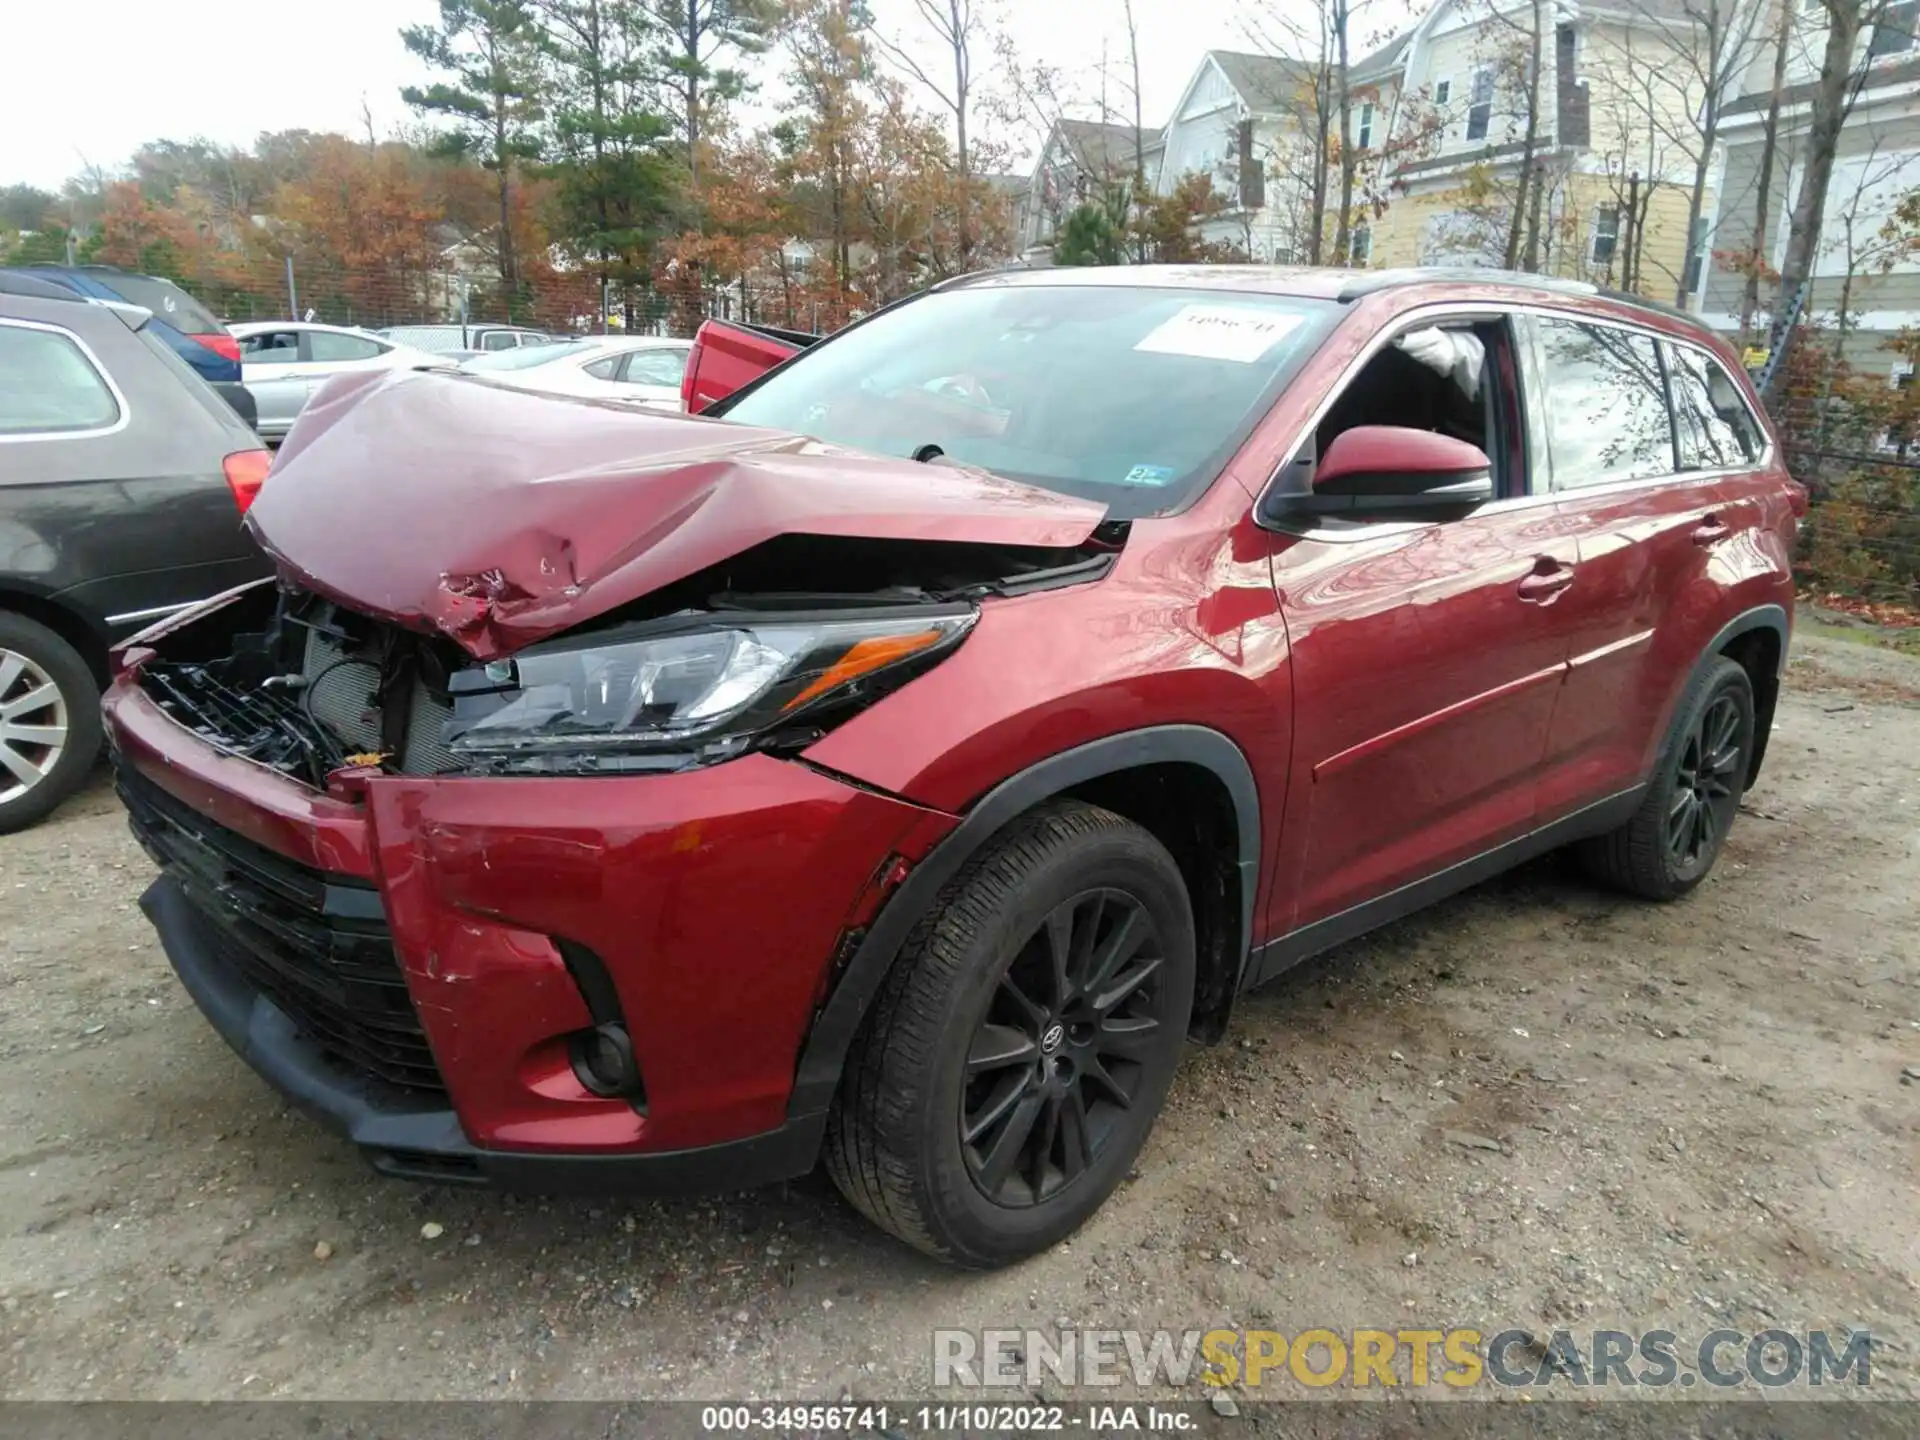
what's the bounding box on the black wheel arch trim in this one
[1680,602,1787,785]
[786,724,1261,1122]
[1707,603,1789,679]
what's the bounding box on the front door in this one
[1267,315,1585,941]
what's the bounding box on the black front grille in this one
[119,766,446,1095]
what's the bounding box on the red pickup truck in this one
[679,318,815,413]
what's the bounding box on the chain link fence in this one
[157,254,852,340]
[1761,329,1920,626]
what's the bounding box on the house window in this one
[1591,205,1620,265]
[1870,0,1917,57]
[1434,77,1452,106]
[1467,68,1495,141]
[1357,102,1375,149]
[1348,226,1372,265]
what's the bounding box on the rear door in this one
[1268,312,1586,942]
[1526,315,1764,819]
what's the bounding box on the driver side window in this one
[1306,316,1526,502]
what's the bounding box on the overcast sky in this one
[0,0,1311,193]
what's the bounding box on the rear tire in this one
[1577,655,1754,901]
[0,612,101,835]
[824,801,1195,1268]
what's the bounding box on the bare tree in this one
[1503,0,1547,269]
[1243,0,1335,263]
[1330,0,1357,262]
[1120,0,1147,258]
[869,1,982,182]
[1455,0,1552,271]
[870,0,988,257]
[1599,0,1768,305]
[1763,0,1897,402]
[1737,0,1794,343]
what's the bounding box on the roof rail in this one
[0,270,84,301]
[1335,267,1703,327]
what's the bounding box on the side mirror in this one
[1263,424,1494,520]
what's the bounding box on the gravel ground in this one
[1,631,1916,1404]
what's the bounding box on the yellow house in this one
[1357,0,1725,307]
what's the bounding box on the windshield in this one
[717,284,1335,517]
[461,339,591,372]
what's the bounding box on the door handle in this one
[1691,514,1732,546]
[1517,558,1575,604]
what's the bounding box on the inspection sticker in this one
[1133,304,1302,363]
[1120,463,1178,485]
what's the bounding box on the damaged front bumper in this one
[107,678,958,1193]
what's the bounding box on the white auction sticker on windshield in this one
[1132,304,1302,363]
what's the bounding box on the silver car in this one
[231,322,451,440]
[457,335,692,409]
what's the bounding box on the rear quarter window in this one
[0,323,121,435]
[93,274,224,336]
[1667,343,1766,469]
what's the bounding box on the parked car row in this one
[90,264,1805,1268]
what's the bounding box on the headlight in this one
[444,610,976,772]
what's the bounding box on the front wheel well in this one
[1064,763,1243,1044]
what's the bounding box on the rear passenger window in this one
[308,331,385,363]
[242,330,302,364]
[1667,343,1765,469]
[0,324,120,435]
[623,348,689,386]
[1536,318,1674,487]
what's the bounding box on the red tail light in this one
[195,332,243,364]
[1785,478,1810,518]
[223,449,273,513]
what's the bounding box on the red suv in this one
[105,268,1801,1267]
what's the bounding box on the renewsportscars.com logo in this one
[931,1327,1875,1391]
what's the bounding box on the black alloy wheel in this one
[1667,692,1744,873]
[1576,654,1755,900]
[961,888,1169,1207]
[824,800,1195,1267]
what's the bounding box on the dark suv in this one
[107,268,1801,1266]
[0,279,270,831]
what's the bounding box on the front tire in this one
[0,612,101,835]
[1578,655,1755,900]
[824,801,1195,1267]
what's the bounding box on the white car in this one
[458,336,692,409]
[231,322,452,439]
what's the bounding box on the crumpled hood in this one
[247,368,1107,659]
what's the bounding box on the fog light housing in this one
[570,1022,644,1101]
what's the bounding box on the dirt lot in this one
[1,631,1916,1405]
